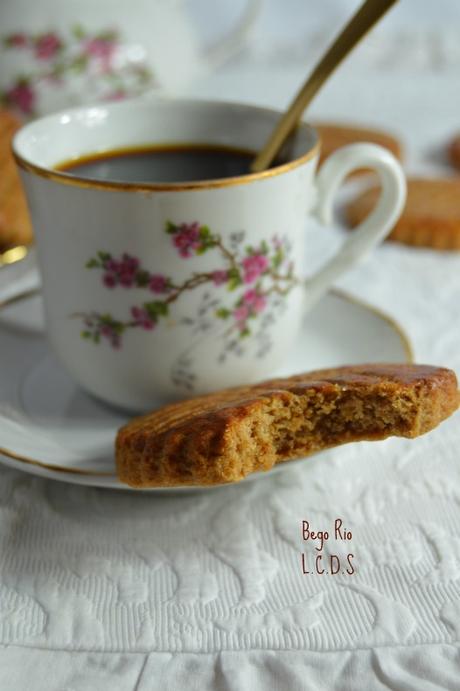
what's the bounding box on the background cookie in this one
[0,109,32,251]
[448,133,460,171]
[345,177,460,250]
[314,122,403,173]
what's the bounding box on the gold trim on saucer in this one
[0,245,29,267]
[0,447,113,477]
[0,287,40,311]
[13,139,321,194]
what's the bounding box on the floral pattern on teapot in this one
[0,25,153,117]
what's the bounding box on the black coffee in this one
[57,144,280,184]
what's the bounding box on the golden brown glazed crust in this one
[314,122,403,173]
[346,178,460,250]
[116,364,459,488]
[0,109,33,250]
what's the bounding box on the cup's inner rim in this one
[13,98,321,192]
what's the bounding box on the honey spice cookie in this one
[116,364,459,488]
[448,133,460,171]
[314,122,403,172]
[0,109,33,250]
[346,178,460,250]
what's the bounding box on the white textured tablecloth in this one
[2,36,460,691]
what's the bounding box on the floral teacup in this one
[13,97,406,410]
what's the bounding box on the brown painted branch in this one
[213,236,239,270]
[270,271,296,282]
[165,273,214,304]
[261,283,295,298]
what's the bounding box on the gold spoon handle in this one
[250,0,399,173]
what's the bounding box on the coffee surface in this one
[57,144,275,184]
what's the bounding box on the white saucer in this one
[0,290,413,491]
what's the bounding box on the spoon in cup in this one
[250,0,400,173]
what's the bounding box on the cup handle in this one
[304,143,406,310]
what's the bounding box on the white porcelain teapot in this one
[0,0,260,118]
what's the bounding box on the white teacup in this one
[13,97,406,410]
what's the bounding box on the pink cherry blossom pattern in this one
[35,33,62,60]
[103,273,117,289]
[242,254,269,284]
[84,35,117,73]
[101,253,140,288]
[149,274,169,294]
[272,234,282,250]
[5,33,28,48]
[106,88,127,101]
[5,80,35,115]
[119,272,134,287]
[120,253,140,272]
[233,305,250,329]
[212,270,228,286]
[83,315,122,349]
[106,258,120,273]
[242,288,267,313]
[100,324,121,348]
[1,26,154,121]
[131,306,156,330]
[85,36,116,60]
[81,223,297,351]
[172,222,201,258]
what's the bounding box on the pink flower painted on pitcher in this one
[212,270,228,286]
[103,273,117,289]
[1,26,153,121]
[84,36,117,72]
[35,33,62,60]
[100,324,119,348]
[105,259,120,273]
[272,234,282,250]
[85,319,121,349]
[5,81,35,115]
[149,274,169,294]
[173,222,201,258]
[45,72,64,86]
[119,272,135,287]
[6,33,28,48]
[243,288,267,313]
[85,37,116,60]
[234,305,249,327]
[131,307,155,331]
[242,254,269,284]
[106,89,127,101]
[120,253,139,272]
[100,253,140,288]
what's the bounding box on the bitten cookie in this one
[314,122,403,172]
[116,364,459,487]
[0,109,33,251]
[346,178,460,250]
[448,133,460,172]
